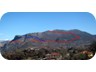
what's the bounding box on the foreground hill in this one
[1,29,96,60]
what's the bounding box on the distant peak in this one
[13,35,22,41]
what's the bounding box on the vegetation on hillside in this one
[2,41,96,60]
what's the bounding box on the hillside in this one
[1,29,96,60]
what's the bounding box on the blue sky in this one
[0,12,96,40]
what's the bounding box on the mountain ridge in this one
[1,29,96,50]
[1,29,96,60]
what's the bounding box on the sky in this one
[0,12,96,40]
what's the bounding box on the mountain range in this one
[1,29,96,52]
[0,29,96,60]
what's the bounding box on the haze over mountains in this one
[0,40,9,48]
[0,40,9,52]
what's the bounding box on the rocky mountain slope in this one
[1,29,96,60]
[2,29,96,49]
